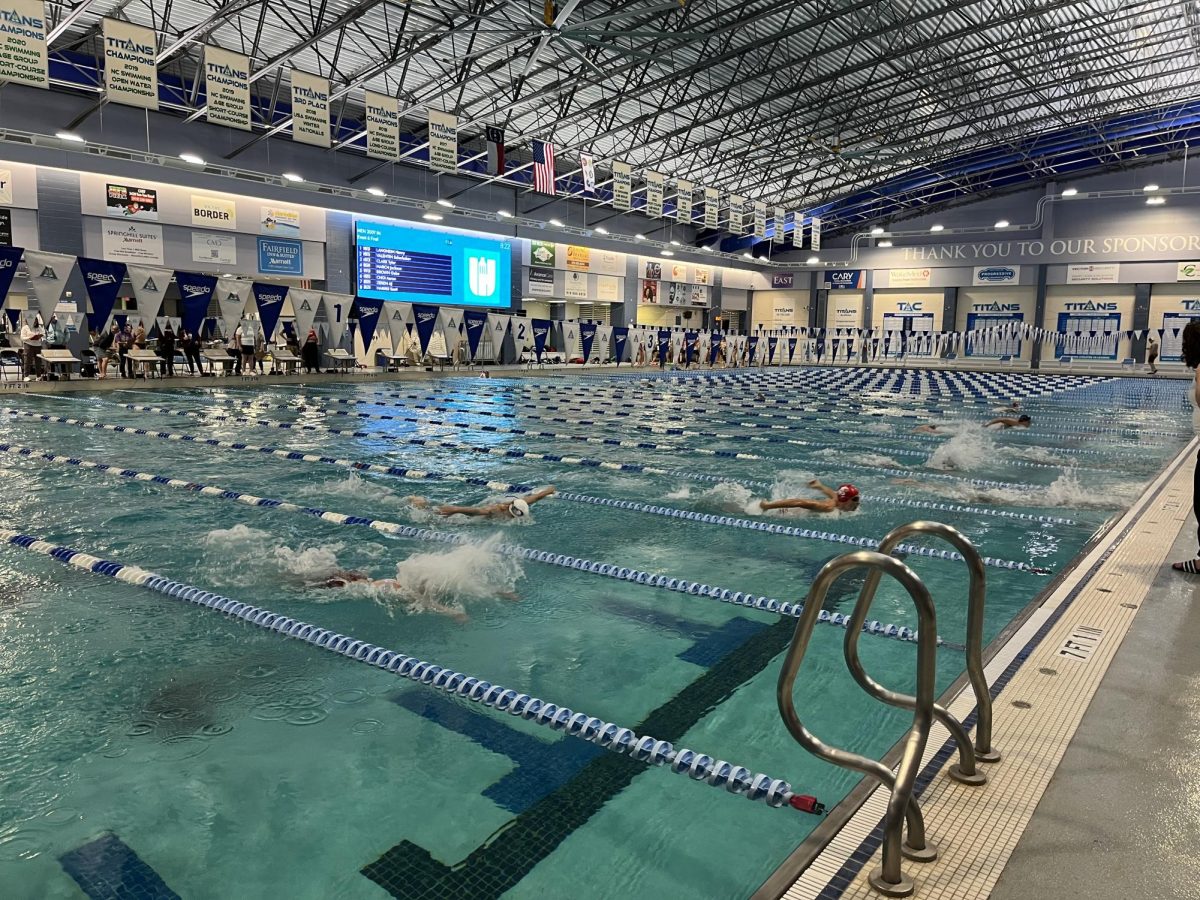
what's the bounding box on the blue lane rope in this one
[89,402,1050,493]
[1,408,1076,529]
[0,527,824,815]
[110,400,1126,475]
[0,442,971,646]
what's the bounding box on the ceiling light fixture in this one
[635,233,645,240]
[548,218,564,227]
[422,212,443,221]
[497,209,513,218]
[1143,183,1160,193]
[930,224,944,232]
[366,187,386,197]
[662,250,674,257]
[700,245,713,252]
[870,226,885,235]
[1061,187,1078,197]
[742,252,753,259]
[436,198,455,208]
[179,153,206,165]
[282,172,304,182]
[1146,196,1166,206]
[878,240,893,248]
[995,219,1010,228]
[669,239,681,246]
[594,226,608,234]
[55,131,85,143]
[806,256,820,265]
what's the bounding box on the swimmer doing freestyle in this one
[407,485,556,519]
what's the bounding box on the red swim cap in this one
[836,484,860,503]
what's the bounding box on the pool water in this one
[0,367,1188,899]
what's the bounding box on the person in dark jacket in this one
[179,328,203,375]
[158,325,177,376]
[301,327,320,374]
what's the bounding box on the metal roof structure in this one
[39,0,1200,236]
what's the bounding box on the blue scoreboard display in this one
[355,219,512,308]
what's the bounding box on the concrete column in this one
[323,211,353,293]
[942,287,958,358]
[862,269,874,329]
[1131,283,1151,362]
[1031,264,1048,370]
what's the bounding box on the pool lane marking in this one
[4,407,1077,533]
[0,440,972,645]
[0,527,824,816]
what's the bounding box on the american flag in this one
[532,140,556,195]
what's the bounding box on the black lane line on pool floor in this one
[360,571,858,900]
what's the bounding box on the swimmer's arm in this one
[984,417,1004,427]
[522,486,556,505]
[760,497,832,512]
[807,479,838,500]
[436,504,489,517]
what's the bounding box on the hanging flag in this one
[656,329,671,364]
[792,214,804,248]
[126,264,172,329]
[321,293,351,347]
[411,303,440,355]
[580,153,596,195]
[76,257,126,332]
[612,161,632,210]
[531,318,551,359]
[773,207,786,244]
[577,322,596,361]
[204,46,251,131]
[685,331,698,364]
[26,251,77,324]
[676,180,693,223]
[709,332,722,365]
[216,281,252,337]
[289,287,322,342]
[767,335,778,362]
[811,217,822,251]
[427,109,458,172]
[702,187,720,229]
[0,246,21,310]
[439,307,463,356]
[489,314,510,351]
[385,301,412,353]
[290,70,331,147]
[175,272,217,337]
[787,336,798,362]
[728,195,746,234]
[463,310,488,359]
[753,201,767,239]
[350,297,383,352]
[747,335,760,361]
[612,326,629,362]
[532,140,556,195]
[486,125,506,176]
[364,90,400,161]
[645,171,664,218]
[102,18,158,110]
[0,0,47,89]
[252,282,289,342]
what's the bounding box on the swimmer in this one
[755,392,766,402]
[986,414,1031,429]
[479,370,491,378]
[994,399,1022,414]
[408,486,556,519]
[313,570,475,621]
[757,480,860,514]
[912,424,941,434]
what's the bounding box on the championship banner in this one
[792,214,804,248]
[26,251,76,324]
[384,301,412,353]
[364,90,400,161]
[252,282,289,341]
[531,318,551,360]
[753,201,767,239]
[645,171,664,218]
[204,46,250,130]
[103,18,158,110]
[580,153,596,195]
[787,336,798,362]
[612,161,632,210]
[0,245,21,307]
[729,196,746,234]
[611,326,628,362]
[174,272,217,337]
[703,187,719,229]
[350,297,383,352]
[811,216,822,251]
[676,180,693,223]
[427,109,458,172]
[291,70,330,147]
[289,288,322,341]
[0,0,48,88]
[216,281,253,336]
[126,264,172,328]
[75,257,126,332]
[580,322,597,361]
[321,292,351,347]
[412,303,440,355]
[773,207,786,244]
[656,329,671,363]
[463,309,488,359]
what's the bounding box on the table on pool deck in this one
[325,349,357,373]
[38,348,80,380]
[269,349,301,374]
[126,349,164,378]
[202,349,237,375]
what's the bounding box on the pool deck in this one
[777,436,1198,899]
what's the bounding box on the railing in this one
[777,522,1002,896]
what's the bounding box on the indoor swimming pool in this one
[0,367,1189,900]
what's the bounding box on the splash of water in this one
[925,424,996,471]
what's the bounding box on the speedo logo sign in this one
[182,284,211,298]
[416,311,437,324]
[86,272,116,286]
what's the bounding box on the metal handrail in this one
[777,551,938,898]
[848,521,1001,769]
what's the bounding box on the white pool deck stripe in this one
[781,434,1199,900]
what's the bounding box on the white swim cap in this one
[508,498,530,518]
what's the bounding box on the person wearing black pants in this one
[1173,320,1200,573]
